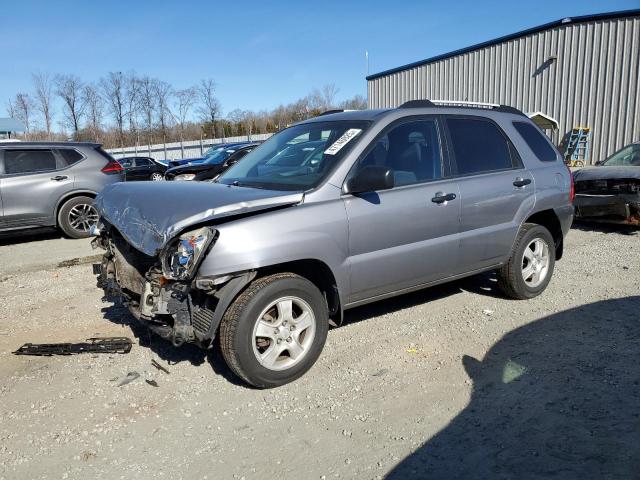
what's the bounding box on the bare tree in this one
[197,78,221,137]
[55,74,86,139]
[137,76,157,145]
[83,83,104,141]
[100,72,126,147]
[321,83,340,109]
[6,98,17,118]
[32,72,54,138]
[172,87,197,143]
[339,94,367,110]
[11,93,36,138]
[153,80,173,142]
[124,73,140,144]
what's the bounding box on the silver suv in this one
[93,101,574,387]
[0,142,124,238]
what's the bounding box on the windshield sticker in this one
[324,128,362,155]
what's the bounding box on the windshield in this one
[217,120,370,190]
[204,148,236,165]
[601,144,640,166]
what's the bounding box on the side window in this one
[512,122,558,162]
[135,158,152,166]
[356,119,442,186]
[57,148,84,167]
[446,118,514,175]
[119,158,134,168]
[4,149,57,175]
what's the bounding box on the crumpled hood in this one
[95,181,303,256]
[573,166,640,182]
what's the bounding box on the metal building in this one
[366,9,640,164]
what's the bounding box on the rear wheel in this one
[219,273,329,388]
[57,196,98,239]
[496,223,555,299]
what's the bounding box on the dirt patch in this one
[0,227,638,479]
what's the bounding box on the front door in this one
[343,118,461,303]
[0,148,73,228]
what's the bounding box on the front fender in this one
[197,201,350,301]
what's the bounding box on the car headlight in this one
[175,174,196,181]
[162,227,217,280]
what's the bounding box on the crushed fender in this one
[13,337,133,356]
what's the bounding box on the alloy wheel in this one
[251,296,316,371]
[521,238,550,288]
[68,204,99,233]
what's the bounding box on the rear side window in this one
[446,118,514,175]
[4,149,57,174]
[513,122,558,162]
[57,148,84,167]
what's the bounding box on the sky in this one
[1,0,638,119]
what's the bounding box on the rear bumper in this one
[574,194,640,225]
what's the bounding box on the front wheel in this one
[150,172,164,181]
[496,223,556,299]
[219,273,329,388]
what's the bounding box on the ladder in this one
[564,126,590,167]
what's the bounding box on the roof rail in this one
[398,99,526,116]
[317,109,345,116]
[399,100,436,108]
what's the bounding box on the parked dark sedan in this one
[118,156,167,181]
[164,143,259,181]
[573,142,640,225]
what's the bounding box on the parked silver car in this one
[0,142,124,238]
[93,101,574,387]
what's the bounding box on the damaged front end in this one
[574,178,640,225]
[92,223,254,349]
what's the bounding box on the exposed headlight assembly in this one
[175,174,196,181]
[162,227,217,280]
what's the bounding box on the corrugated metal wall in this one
[367,16,640,164]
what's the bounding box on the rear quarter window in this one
[513,122,558,162]
[57,148,84,167]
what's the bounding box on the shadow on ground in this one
[0,227,63,246]
[387,296,640,480]
[100,271,508,386]
[100,301,248,387]
[572,220,639,236]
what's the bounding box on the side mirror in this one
[347,166,395,194]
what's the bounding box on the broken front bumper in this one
[574,194,640,225]
[93,234,254,349]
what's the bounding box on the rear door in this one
[443,116,534,273]
[344,117,461,303]
[0,147,74,228]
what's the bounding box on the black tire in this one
[496,223,556,300]
[219,273,329,388]
[57,196,98,239]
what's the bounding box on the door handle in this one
[513,177,532,187]
[431,192,457,204]
[51,175,68,181]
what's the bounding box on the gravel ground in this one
[0,225,638,479]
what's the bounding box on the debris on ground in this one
[151,358,170,374]
[113,371,140,386]
[13,337,133,356]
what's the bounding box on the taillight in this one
[101,160,123,174]
[567,165,575,203]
